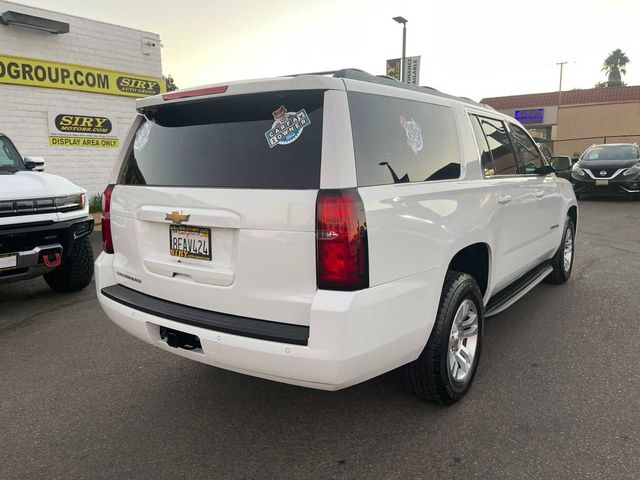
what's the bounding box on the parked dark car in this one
[572,144,640,199]
[550,156,572,181]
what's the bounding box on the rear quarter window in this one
[347,92,461,187]
[118,90,324,189]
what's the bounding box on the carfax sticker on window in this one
[265,106,311,148]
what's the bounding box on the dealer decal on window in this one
[400,115,423,155]
[264,106,311,148]
[134,121,153,152]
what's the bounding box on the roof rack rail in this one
[284,69,343,77]
[479,103,497,111]
[283,68,486,108]
[375,74,400,82]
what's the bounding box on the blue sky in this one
[15,0,640,101]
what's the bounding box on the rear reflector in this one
[162,85,228,101]
[101,184,115,254]
[316,189,369,291]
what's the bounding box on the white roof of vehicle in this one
[136,68,497,114]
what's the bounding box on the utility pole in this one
[393,17,408,82]
[556,61,568,144]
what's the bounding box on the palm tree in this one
[601,49,630,87]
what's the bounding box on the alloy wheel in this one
[563,226,574,273]
[447,299,479,383]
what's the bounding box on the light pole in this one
[393,16,408,82]
[556,61,568,145]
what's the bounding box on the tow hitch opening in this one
[160,326,202,351]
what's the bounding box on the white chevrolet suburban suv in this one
[95,69,577,404]
[0,133,94,291]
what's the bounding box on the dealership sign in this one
[386,58,401,80]
[386,56,421,85]
[0,54,166,98]
[515,108,544,124]
[48,111,119,148]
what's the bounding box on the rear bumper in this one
[95,252,443,390]
[0,216,93,283]
[101,284,310,345]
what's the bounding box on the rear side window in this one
[509,123,544,174]
[348,92,461,186]
[470,115,496,176]
[476,117,518,176]
[119,90,324,189]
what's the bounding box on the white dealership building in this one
[0,1,164,194]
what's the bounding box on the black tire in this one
[405,271,484,404]
[545,216,575,285]
[574,192,581,200]
[44,235,94,293]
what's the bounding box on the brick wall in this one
[555,102,640,156]
[0,0,162,195]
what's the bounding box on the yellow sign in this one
[0,54,166,98]
[49,136,120,148]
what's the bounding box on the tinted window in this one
[470,115,496,176]
[477,117,518,175]
[119,90,324,189]
[583,144,640,161]
[538,142,553,161]
[0,136,23,170]
[348,92,461,186]
[509,123,544,174]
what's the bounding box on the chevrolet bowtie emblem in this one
[165,211,190,224]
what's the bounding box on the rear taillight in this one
[316,189,369,291]
[101,184,115,253]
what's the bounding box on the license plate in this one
[595,179,609,186]
[169,225,211,261]
[0,253,17,271]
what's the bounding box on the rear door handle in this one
[497,194,512,205]
[535,190,545,199]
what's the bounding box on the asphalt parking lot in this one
[1,198,639,480]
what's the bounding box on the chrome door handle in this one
[497,194,512,205]
[535,190,545,199]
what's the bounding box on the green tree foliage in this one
[163,74,178,92]
[596,49,630,88]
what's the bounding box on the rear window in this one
[119,90,324,189]
[347,92,461,187]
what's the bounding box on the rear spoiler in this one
[136,75,345,110]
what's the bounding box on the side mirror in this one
[24,156,45,171]
[552,157,571,171]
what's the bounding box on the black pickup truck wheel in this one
[44,236,94,292]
